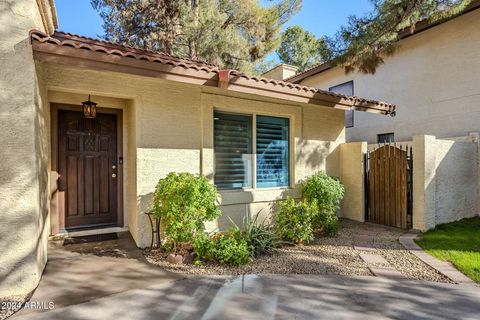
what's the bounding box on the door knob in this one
[112,173,117,178]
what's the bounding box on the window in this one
[329,81,354,128]
[213,112,253,189]
[377,133,394,143]
[256,116,289,188]
[214,112,289,190]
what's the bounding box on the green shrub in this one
[153,172,221,249]
[301,171,344,236]
[244,214,280,256]
[193,228,252,266]
[274,197,316,244]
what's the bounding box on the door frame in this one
[50,103,124,234]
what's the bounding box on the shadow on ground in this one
[14,274,480,320]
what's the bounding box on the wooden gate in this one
[364,144,412,229]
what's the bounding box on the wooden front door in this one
[58,110,118,230]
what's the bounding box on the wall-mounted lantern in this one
[82,95,97,119]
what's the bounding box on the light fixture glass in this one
[82,95,97,119]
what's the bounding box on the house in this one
[0,0,395,297]
[284,1,480,144]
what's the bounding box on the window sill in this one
[219,186,292,193]
[218,187,300,206]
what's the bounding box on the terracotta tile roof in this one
[228,70,395,112]
[31,30,218,72]
[287,0,480,84]
[30,30,396,115]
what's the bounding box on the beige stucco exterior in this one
[0,0,56,297]
[413,135,479,231]
[38,62,347,247]
[1,0,389,298]
[297,9,480,144]
[338,142,367,222]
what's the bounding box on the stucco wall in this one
[298,9,480,143]
[413,135,479,230]
[339,142,367,222]
[434,139,478,225]
[42,63,345,247]
[0,0,55,297]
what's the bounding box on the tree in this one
[91,0,302,73]
[327,0,474,74]
[276,25,328,71]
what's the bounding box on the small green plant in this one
[152,172,221,250]
[244,213,280,256]
[301,171,344,236]
[193,228,252,266]
[274,197,316,244]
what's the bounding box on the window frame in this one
[329,81,354,128]
[213,110,292,191]
[377,132,395,144]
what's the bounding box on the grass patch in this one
[415,217,480,283]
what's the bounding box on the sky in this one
[55,0,373,60]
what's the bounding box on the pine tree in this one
[327,0,474,74]
[91,0,301,73]
[276,26,329,71]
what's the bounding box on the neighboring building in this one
[287,1,480,144]
[0,1,394,296]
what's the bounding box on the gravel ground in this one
[0,293,31,320]
[144,219,453,283]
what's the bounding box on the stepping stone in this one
[369,266,404,279]
[359,253,388,265]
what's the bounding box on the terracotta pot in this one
[167,253,183,264]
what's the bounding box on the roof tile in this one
[30,30,396,114]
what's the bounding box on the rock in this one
[167,253,183,264]
[183,252,195,264]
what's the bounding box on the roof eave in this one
[31,36,395,115]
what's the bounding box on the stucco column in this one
[339,141,367,222]
[412,135,437,230]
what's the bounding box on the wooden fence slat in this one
[401,149,408,228]
[368,153,376,221]
[395,148,401,228]
[385,145,390,227]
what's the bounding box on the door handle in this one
[112,173,117,178]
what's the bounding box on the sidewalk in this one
[12,232,181,318]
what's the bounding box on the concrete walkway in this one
[11,230,480,319]
[14,274,480,320]
[12,232,181,319]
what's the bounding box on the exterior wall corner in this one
[412,135,437,230]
